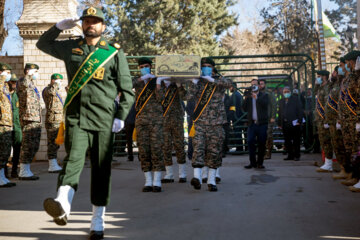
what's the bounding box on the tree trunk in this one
[0,0,7,51]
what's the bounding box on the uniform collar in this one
[78,36,109,50]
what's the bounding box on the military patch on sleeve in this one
[72,48,84,55]
[100,41,106,46]
[93,67,105,81]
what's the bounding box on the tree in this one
[325,0,356,57]
[0,0,7,51]
[258,0,317,55]
[104,0,238,56]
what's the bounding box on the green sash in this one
[193,82,217,122]
[162,84,178,117]
[135,78,157,118]
[64,46,118,110]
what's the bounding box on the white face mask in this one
[31,72,39,80]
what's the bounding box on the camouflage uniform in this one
[134,78,165,172]
[163,84,186,166]
[265,89,276,158]
[314,83,333,159]
[0,75,13,168]
[324,77,346,167]
[42,83,63,159]
[17,75,42,163]
[186,76,232,169]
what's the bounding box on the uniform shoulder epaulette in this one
[111,42,121,49]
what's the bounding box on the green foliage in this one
[258,0,316,55]
[104,0,238,56]
[325,0,356,57]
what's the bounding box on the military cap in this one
[51,73,63,80]
[80,7,105,21]
[138,57,153,65]
[0,62,12,71]
[344,50,360,61]
[283,86,291,91]
[340,57,345,63]
[9,73,18,81]
[201,57,215,67]
[316,70,330,76]
[24,63,39,70]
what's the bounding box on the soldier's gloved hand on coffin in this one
[324,123,330,129]
[140,74,155,81]
[201,75,215,83]
[336,122,341,130]
[112,118,124,133]
[156,77,164,85]
[356,123,360,132]
[192,79,199,85]
[157,77,171,87]
[56,17,79,30]
[356,56,360,71]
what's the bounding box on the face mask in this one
[316,77,322,85]
[5,74,11,82]
[345,64,351,72]
[140,67,150,76]
[338,67,345,76]
[32,72,39,80]
[201,67,213,76]
[284,93,291,98]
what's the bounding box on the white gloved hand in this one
[336,123,341,130]
[56,17,79,31]
[140,74,155,81]
[201,76,215,82]
[164,80,171,88]
[192,79,199,85]
[156,77,164,85]
[55,80,62,89]
[0,71,10,82]
[324,124,330,129]
[356,56,360,71]
[27,69,37,76]
[0,71,8,76]
[112,118,124,133]
[356,123,360,132]
[176,82,181,87]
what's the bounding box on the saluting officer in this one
[42,73,64,173]
[36,6,134,240]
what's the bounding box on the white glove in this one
[356,123,360,132]
[0,71,10,82]
[324,124,330,129]
[112,118,124,133]
[27,69,37,76]
[176,82,181,87]
[140,74,155,81]
[156,77,163,85]
[56,17,78,31]
[201,76,215,82]
[192,79,199,85]
[336,123,341,130]
[356,56,360,71]
[164,80,171,88]
[55,80,62,90]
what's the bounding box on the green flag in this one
[312,0,340,40]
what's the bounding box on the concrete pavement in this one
[0,153,360,240]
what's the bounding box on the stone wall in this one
[0,56,24,77]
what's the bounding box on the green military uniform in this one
[42,74,63,160]
[17,64,42,166]
[314,72,333,160]
[324,74,346,170]
[162,83,186,167]
[264,88,276,159]
[36,15,134,206]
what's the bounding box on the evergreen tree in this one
[104,0,238,56]
[325,0,356,56]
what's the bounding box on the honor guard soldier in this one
[17,63,42,180]
[36,6,134,240]
[161,79,187,183]
[325,64,349,181]
[6,73,22,178]
[0,62,16,187]
[42,73,64,173]
[133,57,165,193]
[314,70,334,173]
[186,57,232,192]
[343,51,360,191]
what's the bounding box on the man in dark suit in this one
[278,86,303,161]
[242,79,269,169]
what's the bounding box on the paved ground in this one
[0,153,360,240]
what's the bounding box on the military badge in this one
[72,48,84,55]
[87,7,97,16]
[16,101,19,108]
[114,43,121,49]
[31,64,35,69]
[93,67,105,80]
[78,40,84,46]
[100,41,106,46]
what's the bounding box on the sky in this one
[1,0,340,56]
